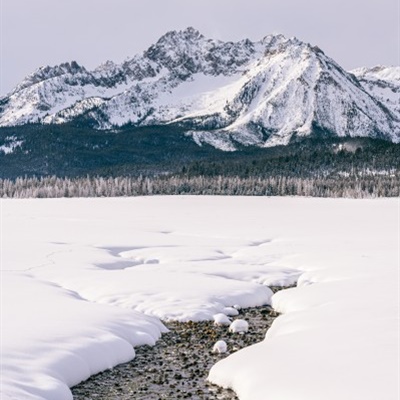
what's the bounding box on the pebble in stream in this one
[72,288,284,400]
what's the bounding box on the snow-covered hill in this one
[0,27,399,149]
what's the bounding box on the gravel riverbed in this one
[72,288,284,400]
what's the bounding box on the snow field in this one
[1,196,398,400]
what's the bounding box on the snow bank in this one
[208,197,399,400]
[1,273,165,400]
[2,196,398,400]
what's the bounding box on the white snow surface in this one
[213,313,232,326]
[1,196,399,400]
[213,340,228,354]
[228,319,249,333]
[351,65,400,116]
[208,197,399,400]
[352,65,400,85]
[0,135,24,154]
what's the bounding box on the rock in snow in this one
[0,27,399,149]
[229,319,249,333]
[213,340,228,354]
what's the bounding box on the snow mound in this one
[229,319,249,333]
[222,306,239,316]
[213,340,228,354]
[213,313,232,326]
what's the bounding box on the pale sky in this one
[0,0,399,95]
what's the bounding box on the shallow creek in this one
[72,287,285,400]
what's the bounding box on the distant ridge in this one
[0,27,399,150]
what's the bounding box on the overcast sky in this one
[0,0,399,95]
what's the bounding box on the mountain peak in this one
[352,65,400,84]
[36,61,86,77]
[12,61,87,94]
[143,27,217,77]
[261,33,287,45]
[153,27,207,49]
[94,60,119,75]
[1,29,399,148]
[160,27,205,41]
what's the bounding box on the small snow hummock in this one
[233,304,241,310]
[229,319,249,333]
[213,340,228,354]
[222,307,239,316]
[213,313,231,326]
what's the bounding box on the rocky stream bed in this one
[72,288,284,400]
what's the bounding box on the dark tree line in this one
[1,124,399,198]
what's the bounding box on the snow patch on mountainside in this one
[0,135,23,154]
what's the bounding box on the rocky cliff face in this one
[1,27,399,150]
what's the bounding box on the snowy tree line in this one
[1,173,398,199]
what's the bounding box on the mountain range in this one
[1,27,399,151]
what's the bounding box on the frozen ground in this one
[1,196,399,400]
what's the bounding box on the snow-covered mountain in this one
[0,27,399,150]
[351,66,399,117]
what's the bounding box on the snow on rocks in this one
[213,313,232,326]
[74,305,279,399]
[222,306,239,316]
[228,319,249,333]
[213,340,228,354]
